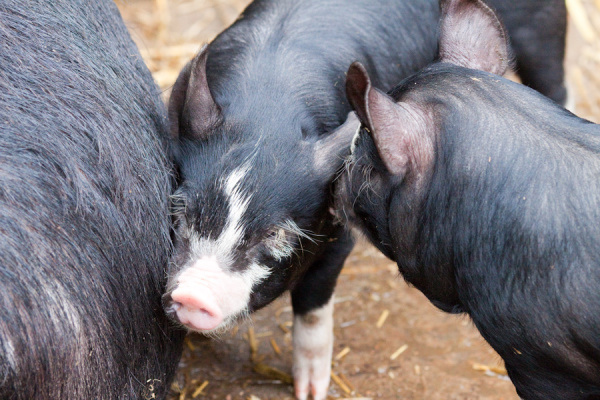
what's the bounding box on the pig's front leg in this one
[291,230,354,400]
[292,298,334,400]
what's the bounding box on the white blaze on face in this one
[170,163,271,333]
[218,164,252,253]
[292,297,335,400]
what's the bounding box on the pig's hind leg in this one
[291,229,354,400]
[494,0,568,106]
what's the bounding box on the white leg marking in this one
[292,297,334,400]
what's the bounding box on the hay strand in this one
[335,346,351,361]
[330,371,352,395]
[270,338,281,355]
[390,344,408,360]
[252,363,293,384]
[191,381,209,398]
[376,310,389,328]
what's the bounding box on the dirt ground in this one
[166,244,518,400]
[115,1,600,399]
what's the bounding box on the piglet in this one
[336,0,600,398]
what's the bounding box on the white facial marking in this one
[219,164,253,253]
[171,255,268,333]
[241,261,271,292]
[293,297,335,400]
[170,160,273,334]
[266,227,294,261]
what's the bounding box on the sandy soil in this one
[115,0,600,398]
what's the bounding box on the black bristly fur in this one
[0,1,185,398]
[338,15,600,400]
[486,0,568,104]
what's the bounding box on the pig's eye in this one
[264,227,294,261]
[267,228,285,240]
[265,228,288,246]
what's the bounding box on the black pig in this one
[0,1,185,399]
[165,0,569,398]
[336,0,600,399]
[165,1,441,398]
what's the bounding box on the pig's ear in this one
[438,0,510,76]
[168,45,221,140]
[345,62,375,132]
[313,112,359,177]
[346,62,433,177]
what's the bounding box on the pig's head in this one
[163,46,357,334]
[335,0,510,266]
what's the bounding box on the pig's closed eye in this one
[271,228,286,239]
[264,227,294,261]
[265,228,288,247]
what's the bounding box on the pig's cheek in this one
[292,297,334,400]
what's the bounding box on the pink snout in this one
[169,287,223,331]
[164,255,261,333]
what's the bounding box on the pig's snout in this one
[163,256,261,333]
[163,288,223,331]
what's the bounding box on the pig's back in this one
[206,0,440,136]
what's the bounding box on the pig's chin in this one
[186,309,250,339]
